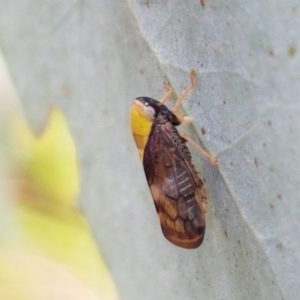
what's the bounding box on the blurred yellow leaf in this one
[0,106,118,300]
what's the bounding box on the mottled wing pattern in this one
[143,122,207,249]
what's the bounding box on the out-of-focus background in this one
[0,53,119,299]
[0,1,300,300]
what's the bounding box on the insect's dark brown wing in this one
[143,122,206,249]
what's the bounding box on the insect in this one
[130,70,218,249]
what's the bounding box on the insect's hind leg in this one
[180,132,219,167]
[160,70,218,166]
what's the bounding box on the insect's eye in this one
[143,102,158,121]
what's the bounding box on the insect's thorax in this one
[150,118,192,163]
[156,105,180,126]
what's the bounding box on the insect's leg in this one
[178,115,193,125]
[170,69,196,124]
[180,132,219,167]
[172,69,196,114]
[160,81,173,104]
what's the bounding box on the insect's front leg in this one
[159,81,173,104]
[164,69,196,125]
[180,132,219,167]
[160,69,196,111]
[172,69,196,113]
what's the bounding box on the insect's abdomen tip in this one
[164,233,204,249]
[161,225,205,249]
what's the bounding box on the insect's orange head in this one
[130,97,180,160]
[131,97,160,122]
[130,98,157,157]
[130,98,154,135]
[132,97,180,125]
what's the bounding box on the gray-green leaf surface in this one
[0,1,299,299]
